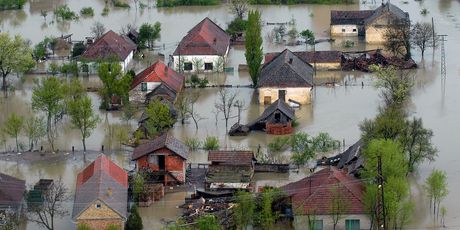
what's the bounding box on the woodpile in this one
[341,49,417,72]
[180,197,235,227]
[139,183,164,207]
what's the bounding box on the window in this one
[346,219,360,230]
[264,96,272,105]
[342,28,346,33]
[148,154,159,165]
[141,82,147,92]
[311,220,323,230]
[184,62,193,71]
[204,62,213,71]
[95,203,102,209]
[352,28,357,32]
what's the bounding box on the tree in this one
[138,22,161,48]
[411,22,436,58]
[226,18,248,40]
[229,0,248,19]
[24,115,46,151]
[290,132,340,166]
[27,178,70,230]
[300,29,315,45]
[132,172,144,203]
[3,113,24,152]
[245,10,263,87]
[371,65,414,108]
[72,42,86,57]
[33,41,48,61]
[91,21,106,39]
[384,18,411,60]
[0,33,35,95]
[424,169,448,223]
[67,96,100,152]
[175,93,191,125]
[125,205,143,230]
[329,185,350,230]
[234,191,255,230]
[197,215,221,230]
[121,103,136,125]
[32,77,65,151]
[98,63,132,109]
[214,88,237,130]
[144,98,175,138]
[257,189,276,229]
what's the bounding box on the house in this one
[330,3,410,43]
[72,155,128,230]
[172,17,230,73]
[318,140,365,176]
[80,30,137,72]
[248,91,295,135]
[206,151,256,191]
[265,51,342,71]
[129,60,185,104]
[132,133,189,185]
[258,49,314,105]
[281,167,370,230]
[0,173,26,221]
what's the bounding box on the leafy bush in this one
[0,0,26,10]
[102,6,109,16]
[203,136,219,150]
[125,205,143,230]
[188,75,209,88]
[226,18,248,39]
[185,137,201,151]
[113,0,130,7]
[268,136,290,152]
[54,5,78,21]
[80,7,94,17]
[60,62,79,76]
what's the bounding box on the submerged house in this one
[72,155,128,230]
[0,173,26,221]
[129,60,185,104]
[265,51,342,71]
[172,17,230,73]
[205,151,256,192]
[281,167,370,230]
[80,30,137,72]
[258,49,314,105]
[330,2,410,43]
[132,133,189,185]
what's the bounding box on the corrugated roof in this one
[0,173,25,208]
[81,30,137,61]
[132,133,188,160]
[73,155,128,220]
[130,61,185,94]
[281,167,366,215]
[173,17,230,56]
[208,151,255,166]
[258,49,314,88]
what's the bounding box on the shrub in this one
[268,136,290,152]
[106,224,121,230]
[80,7,94,17]
[54,5,78,21]
[102,6,109,16]
[77,224,91,230]
[125,205,143,230]
[185,137,201,151]
[113,0,130,7]
[0,0,26,10]
[188,75,209,88]
[203,136,219,150]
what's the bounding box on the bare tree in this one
[384,18,411,60]
[175,93,192,125]
[229,0,248,19]
[120,23,137,35]
[27,178,70,230]
[190,93,205,130]
[91,21,106,39]
[234,99,246,125]
[411,22,436,58]
[214,88,237,130]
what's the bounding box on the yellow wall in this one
[77,200,122,220]
[330,25,359,37]
[258,87,312,105]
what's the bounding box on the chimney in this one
[278,90,286,102]
[288,58,293,64]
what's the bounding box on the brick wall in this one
[136,148,186,183]
[266,122,293,135]
[77,200,125,230]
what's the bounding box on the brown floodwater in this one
[1,0,460,229]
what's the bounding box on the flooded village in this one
[0,0,459,229]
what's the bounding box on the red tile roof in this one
[281,167,366,215]
[82,30,136,61]
[208,151,255,166]
[76,154,128,189]
[130,61,185,93]
[173,17,230,56]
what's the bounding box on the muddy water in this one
[0,0,459,229]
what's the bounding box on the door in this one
[158,155,165,170]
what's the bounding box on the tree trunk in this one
[82,138,86,152]
[15,135,19,152]
[2,74,7,97]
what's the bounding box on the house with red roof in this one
[129,60,185,104]
[281,167,370,230]
[72,155,128,230]
[172,17,230,73]
[132,133,188,185]
[80,30,137,72]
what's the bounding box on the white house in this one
[172,17,230,73]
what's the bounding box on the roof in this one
[258,49,314,88]
[364,3,410,25]
[130,61,185,93]
[0,173,26,208]
[251,99,295,126]
[265,51,342,64]
[173,17,230,56]
[132,133,188,160]
[330,10,374,25]
[208,151,255,166]
[146,83,177,102]
[81,30,137,61]
[73,155,128,220]
[281,167,366,215]
[337,140,363,169]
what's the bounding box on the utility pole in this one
[437,35,447,79]
[376,156,386,230]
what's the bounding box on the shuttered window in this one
[345,219,360,230]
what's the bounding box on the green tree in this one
[32,77,65,151]
[139,22,161,48]
[33,41,48,61]
[24,115,46,151]
[371,65,414,108]
[197,215,221,230]
[257,189,275,229]
[132,172,144,203]
[98,63,132,109]
[290,132,340,166]
[67,96,100,152]
[0,33,35,95]
[106,224,121,230]
[424,169,448,222]
[300,29,315,44]
[125,205,143,230]
[3,113,24,152]
[144,98,174,138]
[245,10,263,87]
[72,42,86,57]
[360,106,407,145]
[234,191,255,229]
[226,18,247,40]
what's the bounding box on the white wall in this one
[258,87,312,105]
[331,25,359,36]
[294,214,371,230]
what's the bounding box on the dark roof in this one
[73,155,128,220]
[82,30,137,61]
[132,133,188,160]
[337,140,363,169]
[131,61,185,93]
[0,173,26,208]
[281,167,366,215]
[364,2,410,25]
[173,17,230,56]
[330,10,374,25]
[258,49,314,88]
[146,83,177,102]
[208,151,255,166]
[251,99,295,126]
[265,51,342,64]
